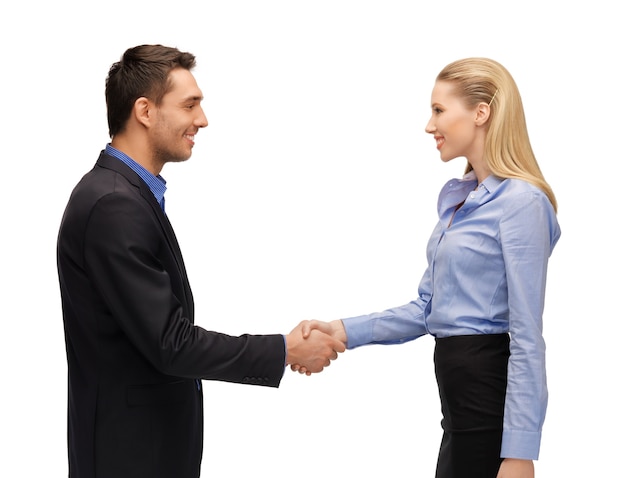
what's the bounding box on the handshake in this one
[285,320,347,375]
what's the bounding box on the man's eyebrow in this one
[182,95,204,102]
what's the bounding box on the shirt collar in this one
[459,170,503,194]
[481,174,504,193]
[105,144,167,206]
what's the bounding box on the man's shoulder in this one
[75,156,139,198]
[61,165,143,228]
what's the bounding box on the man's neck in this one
[110,136,162,176]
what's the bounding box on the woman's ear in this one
[475,102,491,126]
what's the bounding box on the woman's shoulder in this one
[490,178,556,222]
[495,177,548,202]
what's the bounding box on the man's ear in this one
[133,97,152,128]
[475,102,491,126]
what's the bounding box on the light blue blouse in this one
[342,171,561,460]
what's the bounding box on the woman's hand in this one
[290,320,347,375]
[496,458,534,478]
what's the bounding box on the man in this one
[56,44,344,478]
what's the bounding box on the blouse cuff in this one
[342,316,374,349]
[501,429,542,460]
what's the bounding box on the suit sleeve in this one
[83,191,285,386]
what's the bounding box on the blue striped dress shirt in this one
[105,144,167,211]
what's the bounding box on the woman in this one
[295,58,560,478]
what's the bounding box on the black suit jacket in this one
[57,152,286,478]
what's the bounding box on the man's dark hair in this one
[105,44,196,137]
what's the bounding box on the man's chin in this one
[167,155,192,164]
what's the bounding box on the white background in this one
[1,1,623,476]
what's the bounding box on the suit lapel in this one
[95,153,194,314]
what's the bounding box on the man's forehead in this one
[167,68,204,100]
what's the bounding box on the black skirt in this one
[434,333,510,478]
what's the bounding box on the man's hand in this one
[289,320,347,375]
[285,321,346,374]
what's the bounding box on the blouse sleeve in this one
[499,190,560,459]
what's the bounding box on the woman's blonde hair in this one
[437,58,557,212]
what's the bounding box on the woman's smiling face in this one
[425,80,485,165]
